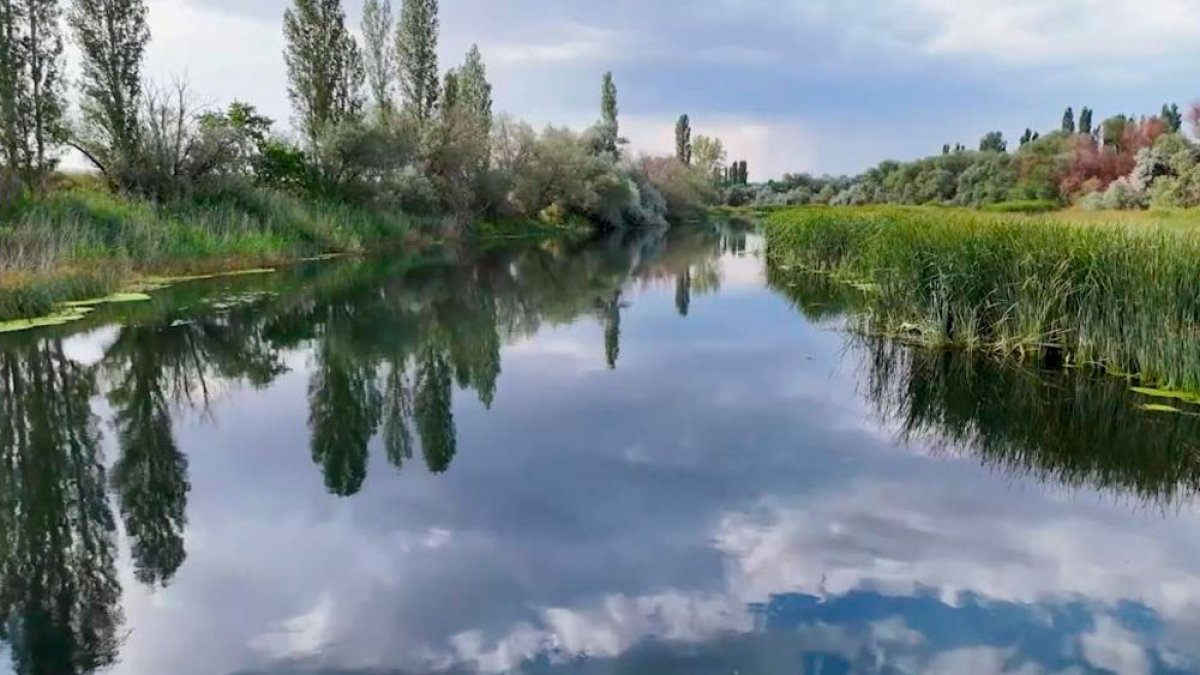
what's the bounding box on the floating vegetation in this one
[0,310,89,334]
[62,292,153,308]
[1139,403,1185,414]
[139,268,277,286]
[1130,386,1200,405]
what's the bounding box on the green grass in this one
[980,199,1060,214]
[0,186,423,321]
[764,205,1200,391]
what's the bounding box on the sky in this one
[131,0,1200,179]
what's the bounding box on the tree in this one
[1079,107,1094,136]
[1062,107,1075,134]
[1162,103,1183,133]
[598,70,619,157]
[457,44,492,133]
[675,114,691,165]
[283,0,364,151]
[396,0,438,124]
[979,131,1007,153]
[0,0,66,192]
[69,0,150,180]
[361,0,396,121]
[692,134,725,174]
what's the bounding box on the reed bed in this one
[765,205,1200,390]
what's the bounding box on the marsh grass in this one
[0,187,419,321]
[765,205,1200,390]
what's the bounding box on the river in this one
[0,225,1196,674]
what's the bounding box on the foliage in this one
[361,0,396,120]
[69,0,150,188]
[674,114,691,165]
[979,131,1007,153]
[0,0,66,192]
[283,0,365,151]
[396,0,439,123]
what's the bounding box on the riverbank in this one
[0,186,599,326]
[763,205,1200,392]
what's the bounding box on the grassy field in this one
[0,187,425,321]
[764,205,1200,391]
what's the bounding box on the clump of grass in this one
[764,205,1200,391]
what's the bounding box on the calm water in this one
[1,226,1199,674]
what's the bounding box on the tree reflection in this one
[859,338,1200,506]
[0,341,123,674]
[309,339,382,497]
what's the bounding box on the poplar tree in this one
[1061,107,1075,133]
[283,0,364,150]
[599,71,619,157]
[457,44,492,132]
[1162,103,1182,133]
[1079,107,1093,136]
[361,0,396,120]
[70,0,150,176]
[675,114,691,165]
[396,0,438,124]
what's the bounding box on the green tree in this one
[599,70,619,157]
[0,0,65,192]
[361,0,396,120]
[675,113,691,165]
[396,0,438,124]
[1062,107,1075,133]
[1079,107,1094,135]
[457,44,492,133]
[979,131,1007,153]
[69,0,150,181]
[692,135,725,175]
[1162,103,1183,133]
[283,0,365,150]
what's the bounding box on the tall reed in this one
[765,206,1200,390]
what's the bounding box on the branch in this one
[66,140,109,178]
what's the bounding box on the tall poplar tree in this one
[599,70,619,157]
[70,0,149,176]
[0,0,64,190]
[396,0,438,124]
[457,44,492,132]
[283,0,364,150]
[675,114,691,165]
[361,0,396,120]
[1079,107,1094,136]
[1061,107,1075,133]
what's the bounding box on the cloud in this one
[795,0,1200,65]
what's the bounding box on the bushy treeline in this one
[0,0,722,235]
[739,103,1199,211]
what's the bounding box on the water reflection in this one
[1,222,1199,673]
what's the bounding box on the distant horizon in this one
[55,0,1200,180]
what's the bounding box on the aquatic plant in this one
[765,205,1200,390]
